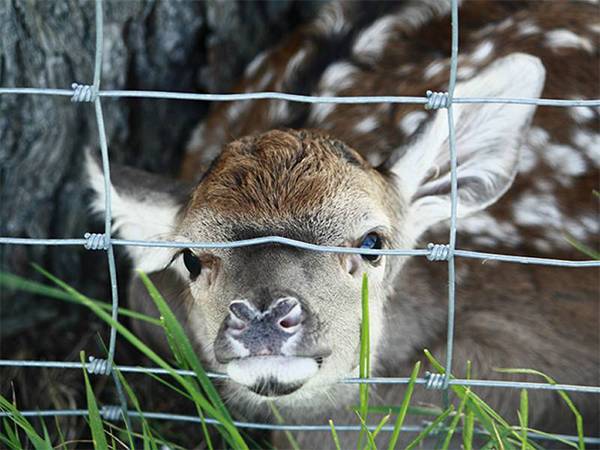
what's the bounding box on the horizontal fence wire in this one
[1,408,600,446]
[1,360,599,394]
[1,86,599,107]
[0,0,598,444]
[0,236,598,267]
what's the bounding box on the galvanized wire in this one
[0,0,598,443]
[1,86,599,107]
[0,236,598,267]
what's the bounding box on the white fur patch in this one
[569,106,595,123]
[284,48,308,82]
[245,50,269,78]
[355,116,379,133]
[543,144,587,177]
[308,103,336,123]
[424,61,446,79]
[399,110,428,136]
[457,65,476,79]
[352,15,397,62]
[471,40,494,63]
[319,61,358,92]
[572,129,600,166]
[517,21,541,36]
[227,356,318,388]
[513,194,562,228]
[545,29,594,52]
[313,2,349,37]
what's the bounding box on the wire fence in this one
[1,0,599,445]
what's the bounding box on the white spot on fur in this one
[226,101,252,122]
[513,194,562,228]
[528,126,551,148]
[460,212,522,246]
[572,129,600,166]
[227,356,318,387]
[543,144,587,177]
[399,110,428,136]
[319,61,359,92]
[545,29,594,52]
[457,65,476,79]
[269,100,290,122]
[309,103,336,123]
[589,24,600,34]
[284,48,308,81]
[353,15,396,62]
[569,106,595,123]
[245,50,269,78]
[497,17,515,31]
[471,40,494,63]
[313,2,349,37]
[518,145,538,173]
[517,21,541,36]
[355,116,379,133]
[424,61,445,79]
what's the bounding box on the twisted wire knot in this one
[424,371,447,390]
[71,83,98,102]
[101,405,122,421]
[427,243,451,261]
[425,90,450,110]
[84,232,108,250]
[87,356,112,375]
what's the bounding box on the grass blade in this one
[387,361,421,450]
[495,368,584,450]
[80,351,109,449]
[357,273,371,450]
[519,389,528,450]
[329,420,342,450]
[0,271,160,326]
[405,407,454,450]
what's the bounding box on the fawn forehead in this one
[186,130,392,238]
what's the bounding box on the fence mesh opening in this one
[1,0,599,445]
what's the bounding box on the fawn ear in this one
[385,53,545,240]
[85,151,193,273]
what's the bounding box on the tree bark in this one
[0,0,320,338]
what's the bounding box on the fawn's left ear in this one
[384,53,545,240]
[85,150,193,272]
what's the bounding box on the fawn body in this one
[88,0,599,445]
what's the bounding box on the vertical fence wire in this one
[0,0,599,443]
[443,0,460,398]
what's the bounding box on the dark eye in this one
[360,233,382,262]
[183,249,202,279]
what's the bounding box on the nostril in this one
[228,300,257,333]
[277,301,302,332]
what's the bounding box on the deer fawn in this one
[87,0,599,446]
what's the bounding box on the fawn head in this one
[87,54,544,410]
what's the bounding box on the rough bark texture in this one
[0,0,321,339]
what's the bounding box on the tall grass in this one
[0,269,588,449]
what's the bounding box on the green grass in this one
[0,269,589,449]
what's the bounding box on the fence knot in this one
[424,371,447,390]
[101,405,122,421]
[87,356,112,375]
[84,232,108,250]
[427,243,451,261]
[425,90,449,110]
[71,83,98,102]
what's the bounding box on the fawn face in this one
[87,54,544,409]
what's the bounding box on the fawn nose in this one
[225,297,303,357]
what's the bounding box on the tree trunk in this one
[0,0,320,338]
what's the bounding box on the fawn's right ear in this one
[85,150,193,273]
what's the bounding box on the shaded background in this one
[0,0,322,344]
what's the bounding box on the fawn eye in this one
[183,249,202,279]
[360,233,382,263]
